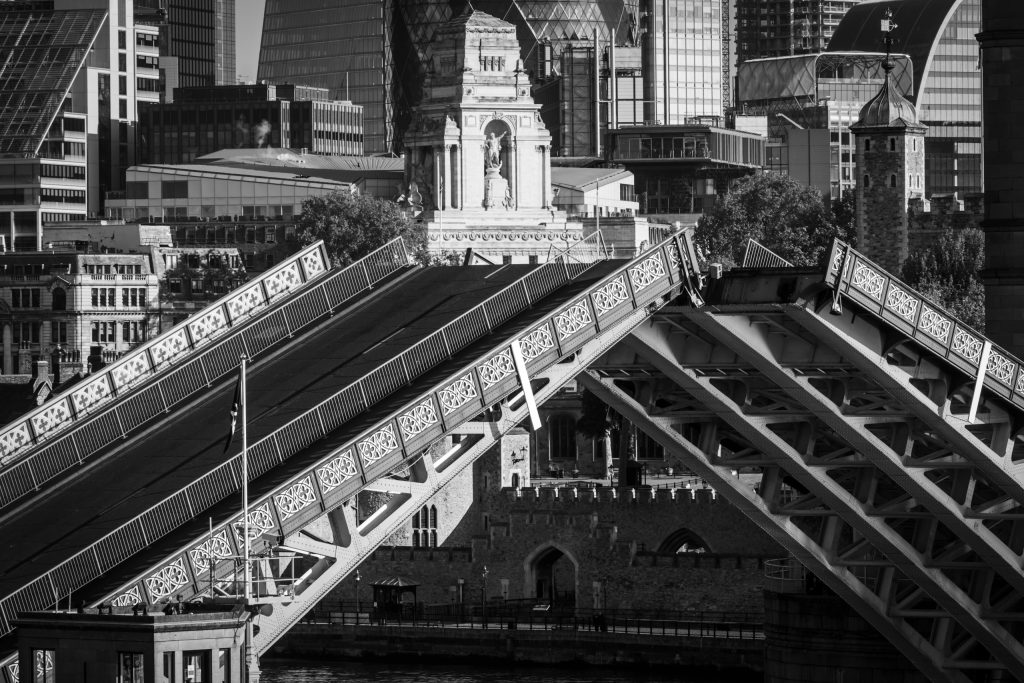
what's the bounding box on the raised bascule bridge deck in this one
[2,233,1024,683]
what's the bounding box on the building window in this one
[863,174,871,189]
[912,138,918,152]
[548,414,577,461]
[51,321,67,344]
[218,649,231,683]
[32,649,54,683]
[183,651,209,683]
[412,505,438,547]
[91,322,116,343]
[890,174,898,188]
[889,137,897,152]
[12,288,41,308]
[864,139,871,152]
[51,288,66,311]
[118,653,144,683]
[13,322,40,344]
[91,287,116,307]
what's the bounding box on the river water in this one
[260,659,757,682]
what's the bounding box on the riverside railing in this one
[0,239,411,513]
[304,602,764,640]
[0,231,620,638]
[0,240,329,468]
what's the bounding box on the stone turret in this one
[851,60,927,271]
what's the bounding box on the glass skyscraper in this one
[258,0,724,155]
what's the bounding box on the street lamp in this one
[355,570,361,626]
[481,566,489,629]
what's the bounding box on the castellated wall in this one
[906,193,983,257]
[326,448,782,615]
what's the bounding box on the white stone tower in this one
[402,4,581,262]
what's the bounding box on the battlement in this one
[631,551,767,570]
[506,485,722,506]
[908,192,984,216]
[367,545,474,564]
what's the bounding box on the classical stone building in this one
[852,61,927,272]
[403,7,585,263]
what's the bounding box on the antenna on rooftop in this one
[881,8,898,68]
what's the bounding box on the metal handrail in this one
[827,239,1024,412]
[0,239,411,512]
[0,231,691,641]
[0,240,333,467]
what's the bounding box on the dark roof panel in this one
[827,0,961,104]
[0,9,107,156]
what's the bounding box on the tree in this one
[901,227,985,332]
[695,173,844,268]
[296,191,429,267]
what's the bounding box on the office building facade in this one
[137,84,363,164]
[735,0,864,64]
[258,0,726,157]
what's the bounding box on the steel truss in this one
[581,303,1024,682]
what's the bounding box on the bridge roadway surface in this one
[0,262,621,611]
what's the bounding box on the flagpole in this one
[241,354,249,603]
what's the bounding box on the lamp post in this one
[354,570,361,626]
[481,566,489,630]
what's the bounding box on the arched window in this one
[863,174,871,188]
[421,530,430,547]
[412,532,420,547]
[430,505,437,528]
[889,174,898,188]
[430,530,438,548]
[889,137,897,151]
[51,288,66,311]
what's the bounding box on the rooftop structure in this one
[735,0,865,64]
[827,0,982,198]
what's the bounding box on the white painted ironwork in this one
[357,425,399,464]
[554,300,593,340]
[188,530,233,574]
[592,276,630,315]
[301,250,327,279]
[628,254,666,291]
[149,328,191,367]
[145,558,191,600]
[478,350,516,388]
[264,262,302,299]
[0,423,31,462]
[34,651,51,680]
[226,284,266,321]
[187,307,228,346]
[884,284,919,321]
[851,262,886,301]
[232,502,276,547]
[111,353,151,391]
[29,401,72,438]
[918,306,952,342]
[438,375,478,414]
[952,326,984,363]
[111,586,142,607]
[517,326,554,361]
[316,450,358,492]
[398,400,438,439]
[70,376,112,415]
[987,350,1016,386]
[274,476,318,520]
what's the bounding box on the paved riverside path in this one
[0,263,621,607]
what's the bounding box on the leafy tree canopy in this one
[695,173,852,268]
[901,227,985,331]
[295,191,429,267]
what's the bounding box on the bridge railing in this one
[0,240,330,468]
[0,239,411,512]
[72,233,691,618]
[0,231,628,638]
[826,239,1024,414]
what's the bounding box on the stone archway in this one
[657,527,710,554]
[523,542,579,606]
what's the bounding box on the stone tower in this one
[402,5,580,262]
[851,60,927,272]
[978,2,1024,354]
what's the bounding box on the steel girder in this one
[582,307,1024,681]
[251,303,664,655]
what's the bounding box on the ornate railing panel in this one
[826,240,1024,410]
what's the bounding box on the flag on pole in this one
[224,367,242,454]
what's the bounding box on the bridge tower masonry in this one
[978,2,1024,354]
